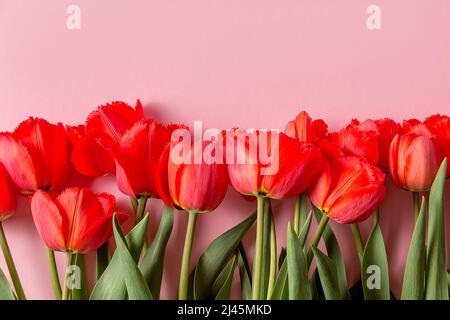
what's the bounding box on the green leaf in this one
[113,214,153,300]
[401,197,427,300]
[0,267,15,300]
[313,206,350,299]
[237,244,252,300]
[213,256,237,300]
[193,213,256,300]
[270,213,312,300]
[312,247,348,300]
[361,223,390,300]
[286,223,312,300]
[278,248,286,270]
[425,158,448,300]
[140,205,174,299]
[90,214,150,300]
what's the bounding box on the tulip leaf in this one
[213,256,237,300]
[425,158,448,300]
[140,205,174,299]
[270,213,312,300]
[90,214,150,300]
[113,214,153,300]
[0,267,15,300]
[312,247,348,300]
[286,223,312,300]
[278,248,286,270]
[361,222,390,300]
[193,213,256,300]
[237,244,252,300]
[313,206,350,299]
[401,197,427,300]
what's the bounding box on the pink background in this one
[1,0,450,299]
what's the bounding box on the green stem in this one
[62,252,77,300]
[178,211,198,300]
[0,222,26,300]
[252,195,265,300]
[133,196,149,256]
[350,224,364,263]
[47,249,62,299]
[412,192,420,222]
[96,242,109,280]
[374,208,380,225]
[306,214,329,266]
[266,219,277,299]
[135,195,148,224]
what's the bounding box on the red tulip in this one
[156,139,229,213]
[285,111,328,144]
[355,118,401,172]
[0,118,70,194]
[330,121,379,166]
[309,156,386,224]
[114,120,185,199]
[0,163,17,221]
[70,100,144,177]
[31,187,127,253]
[425,114,450,169]
[226,129,325,199]
[389,131,445,192]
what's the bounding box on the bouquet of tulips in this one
[0,101,448,300]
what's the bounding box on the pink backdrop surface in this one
[1,0,450,299]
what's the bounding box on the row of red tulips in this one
[0,100,448,300]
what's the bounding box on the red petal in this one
[114,120,174,197]
[155,144,175,207]
[0,164,17,220]
[86,101,144,144]
[30,190,66,251]
[55,188,105,252]
[71,132,115,177]
[13,118,69,189]
[175,140,229,212]
[262,134,325,199]
[0,133,37,192]
[328,185,386,224]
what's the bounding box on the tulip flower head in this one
[69,100,144,177]
[330,121,379,166]
[114,119,186,199]
[227,129,325,200]
[31,188,127,253]
[285,111,328,144]
[156,138,229,213]
[355,118,401,172]
[309,156,386,224]
[0,118,70,194]
[0,163,17,222]
[389,130,445,192]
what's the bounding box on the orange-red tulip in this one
[0,118,70,194]
[355,118,401,172]
[114,120,185,199]
[31,188,127,253]
[69,100,144,177]
[227,130,325,199]
[389,131,445,192]
[0,163,17,221]
[309,156,386,224]
[156,139,229,213]
[330,121,379,166]
[285,111,328,144]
